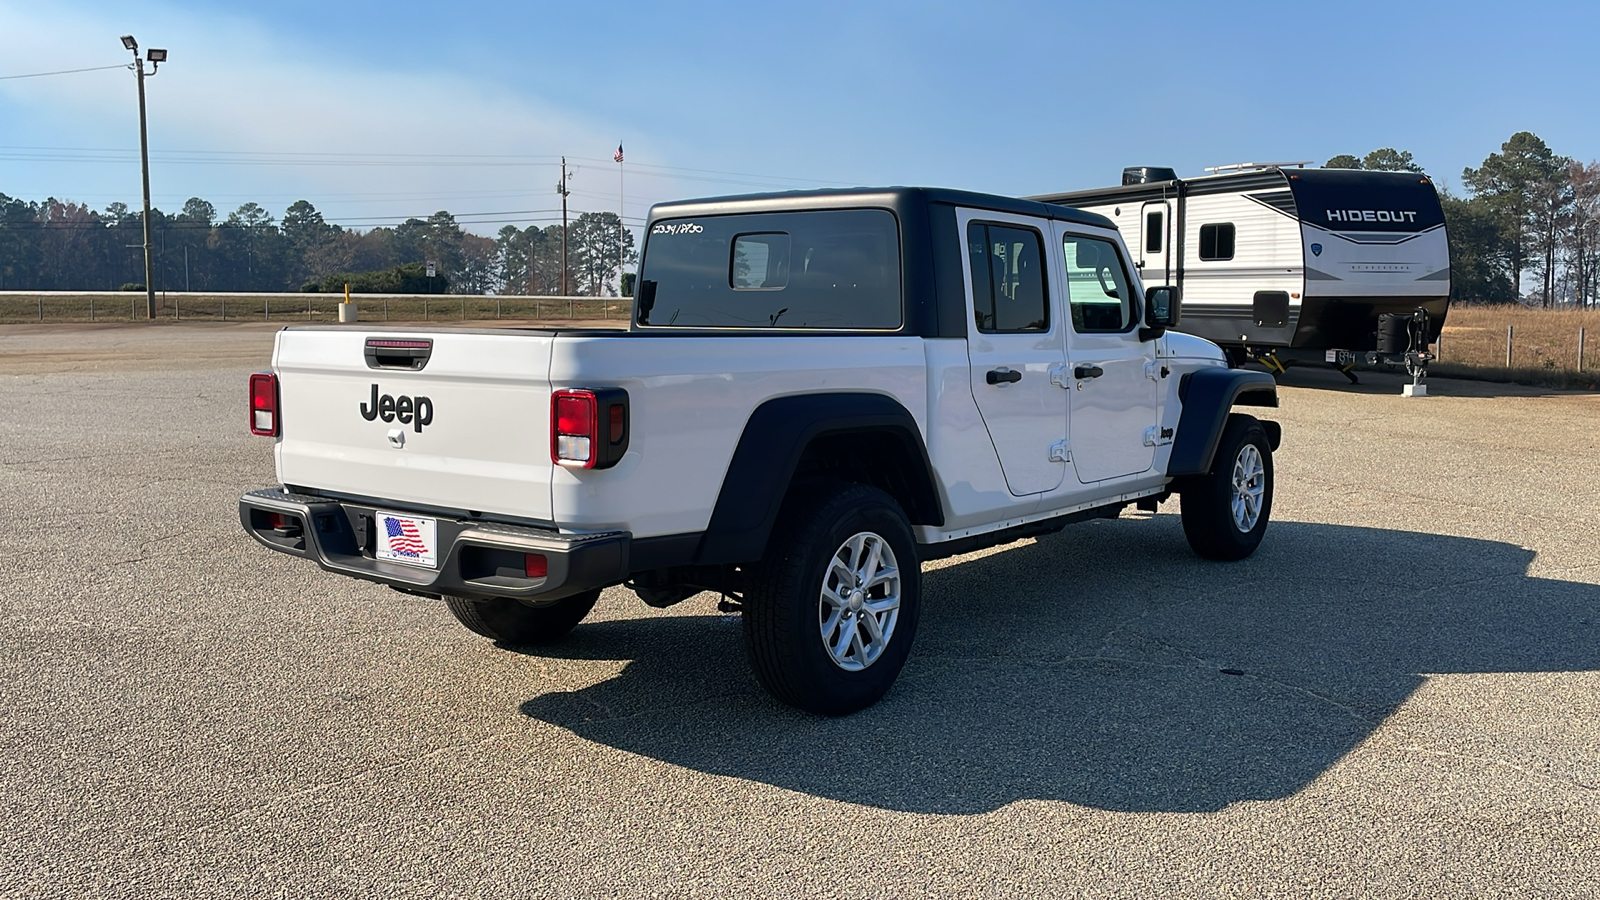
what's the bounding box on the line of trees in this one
[0,195,635,296]
[4,131,1594,306]
[1327,132,1599,307]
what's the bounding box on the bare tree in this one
[1567,161,1600,308]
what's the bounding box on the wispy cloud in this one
[0,2,654,231]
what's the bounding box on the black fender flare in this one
[1168,368,1279,477]
[695,393,943,565]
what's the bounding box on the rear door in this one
[1055,228,1159,483]
[960,210,1068,496]
[273,328,557,522]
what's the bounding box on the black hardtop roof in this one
[648,186,1115,230]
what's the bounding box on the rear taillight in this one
[551,388,629,469]
[249,373,279,436]
[552,391,596,466]
[524,553,548,578]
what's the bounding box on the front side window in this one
[1063,235,1134,333]
[967,222,1048,333]
[637,209,900,329]
[1199,223,1236,261]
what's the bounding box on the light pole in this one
[121,35,167,320]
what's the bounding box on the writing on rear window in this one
[651,222,705,236]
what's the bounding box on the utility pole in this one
[121,36,168,320]
[555,157,573,296]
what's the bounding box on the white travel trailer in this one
[1032,164,1449,382]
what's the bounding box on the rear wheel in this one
[444,590,600,645]
[744,483,921,716]
[1180,415,1273,561]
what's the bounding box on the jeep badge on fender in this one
[360,384,433,432]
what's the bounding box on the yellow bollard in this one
[338,282,359,323]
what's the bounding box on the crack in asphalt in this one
[1404,746,1599,794]
[111,527,201,566]
[194,728,526,835]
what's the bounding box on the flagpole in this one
[618,148,626,305]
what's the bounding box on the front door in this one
[1056,227,1159,483]
[962,213,1067,496]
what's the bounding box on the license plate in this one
[375,511,438,568]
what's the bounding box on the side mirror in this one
[1145,285,1180,329]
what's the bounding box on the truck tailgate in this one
[272,328,555,523]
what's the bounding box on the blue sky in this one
[3,0,1597,237]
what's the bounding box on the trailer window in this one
[1199,223,1235,261]
[967,222,1048,333]
[1145,211,1162,253]
[637,209,901,329]
[1063,236,1134,333]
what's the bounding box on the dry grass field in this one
[3,292,1597,389]
[1438,305,1600,388]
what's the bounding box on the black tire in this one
[744,483,922,716]
[1180,415,1273,562]
[444,590,600,645]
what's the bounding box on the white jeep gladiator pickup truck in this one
[240,187,1280,715]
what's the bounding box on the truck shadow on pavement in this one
[516,518,1600,814]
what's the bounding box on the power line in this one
[0,64,127,81]
[0,145,860,187]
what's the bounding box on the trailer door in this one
[1139,201,1172,285]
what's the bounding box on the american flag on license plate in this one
[384,516,427,555]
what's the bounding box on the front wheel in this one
[744,483,922,716]
[444,590,600,645]
[1180,415,1273,561]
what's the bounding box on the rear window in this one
[636,209,901,329]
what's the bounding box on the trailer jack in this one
[1257,351,1288,376]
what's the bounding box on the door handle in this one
[1074,364,1104,380]
[986,368,1023,385]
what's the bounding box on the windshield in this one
[636,209,902,329]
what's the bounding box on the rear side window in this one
[1199,223,1236,261]
[967,222,1048,333]
[637,209,900,329]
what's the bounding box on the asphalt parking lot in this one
[3,323,1598,898]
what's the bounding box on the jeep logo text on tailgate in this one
[361,384,434,432]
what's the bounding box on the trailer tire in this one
[744,482,921,716]
[1180,415,1273,561]
[444,590,600,645]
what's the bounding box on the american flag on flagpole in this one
[614,144,624,164]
